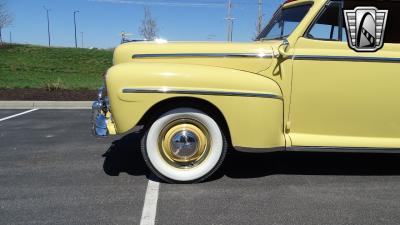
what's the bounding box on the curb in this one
[0,101,92,109]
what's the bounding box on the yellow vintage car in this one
[92,0,400,183]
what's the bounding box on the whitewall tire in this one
[141,108,227,183]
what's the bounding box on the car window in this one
[258,4,312,40]
[307,2,343,41]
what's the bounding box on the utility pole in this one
[225,0,234,42]
[257,0,263,36]
[44,6,51,46]
[81,32,84,48]
[9,31,11,44]
[73,10,79,48]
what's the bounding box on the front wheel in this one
[141,108,227,183]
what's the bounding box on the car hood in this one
[113,41,281,74]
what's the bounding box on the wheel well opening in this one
[137,97,232,148]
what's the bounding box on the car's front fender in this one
[106,62,285,150]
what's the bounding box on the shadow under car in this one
[103,132,400,182]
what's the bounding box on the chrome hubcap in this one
[158,119,211,168]
[170,130,199,159]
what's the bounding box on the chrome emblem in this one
[344,7,388,52]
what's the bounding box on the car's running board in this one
[288,146,400,154]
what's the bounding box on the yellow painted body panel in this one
[113,41,279,74]
[104,0,400,151]
[106,63,285,149]
[290,38,400,148]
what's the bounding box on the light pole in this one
[44,6,51,46]
[257,0,263,36]
[73,10,79,48]
[81,32,84,48]
[225,0,234,42]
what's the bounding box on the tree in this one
[139,7,158,41]
[0,1,13,44]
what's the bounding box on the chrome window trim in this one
[294,55,400,63]
[122,88,283,100]
[132,53,274,59]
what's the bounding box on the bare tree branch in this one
[0,0,14,44]
[138,7,158,41]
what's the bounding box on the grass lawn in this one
[0,44,113,90]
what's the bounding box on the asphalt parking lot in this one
[1,109,400,225]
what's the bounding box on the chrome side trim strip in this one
[122,88,283,100]
[234,146,285,153]
[289,146,400,153]
[132,53,274,59]
[294,55,400,63]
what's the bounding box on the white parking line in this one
[140,177,160,225]
[0,109,39,122]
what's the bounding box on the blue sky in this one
[5,0,284,48]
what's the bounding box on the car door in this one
[289,0,400,150]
